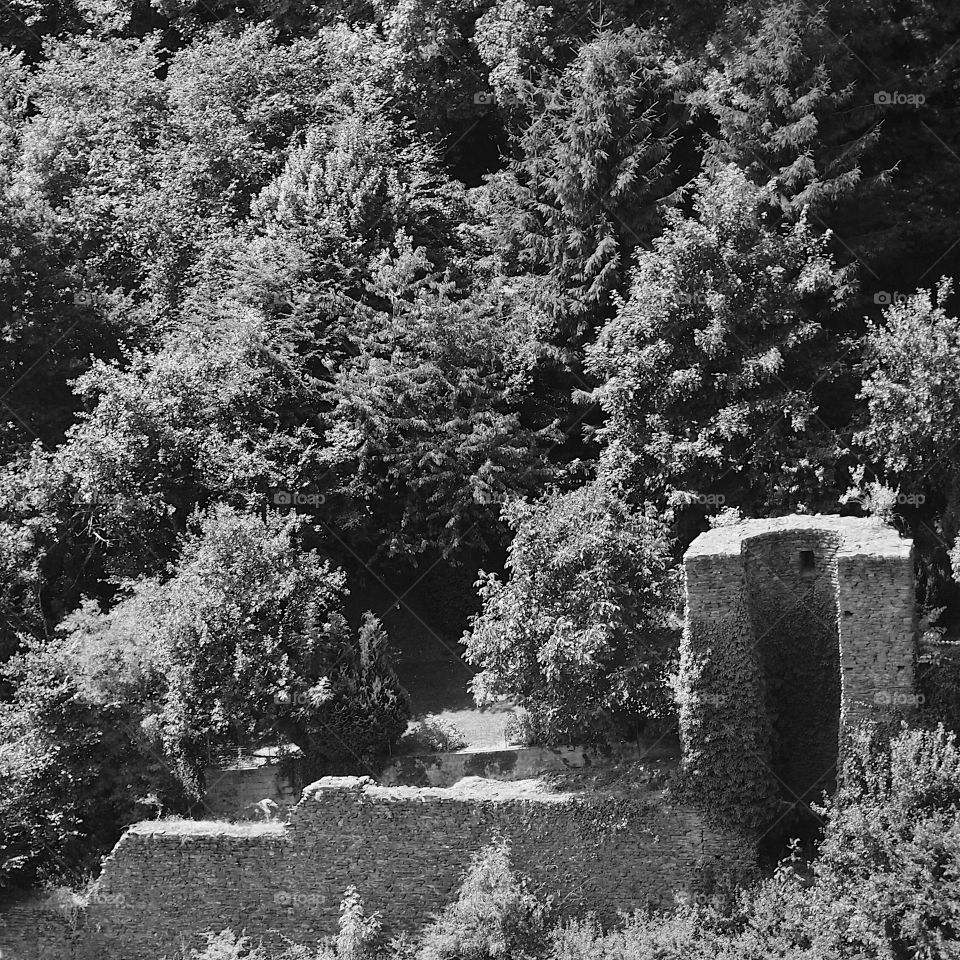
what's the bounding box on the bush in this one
[917,650,960,735]
[291,612,411,770]
[333,888,382,960]
[0,506,410,888]
[463,482,678,745]
[401,717,468,754]
[548,910,725,960]
[190,930,266,960]
[59,506,411,788]
[270,888,381,960]
[502,710,540,747]
[0,634,187,891]
[418,840,555,960]
[792,722,960,960]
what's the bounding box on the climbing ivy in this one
[672,601,779,832]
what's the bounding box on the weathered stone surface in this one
[203,741,682,817]
[682,514,916,801]
[66,778,751,960]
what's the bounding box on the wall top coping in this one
[116,776,669,842]
[299,775,579,804]
[684,515,911,561]
[127,819,286,837]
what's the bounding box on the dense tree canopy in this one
[587,164,850,516]
[1,0,960,897]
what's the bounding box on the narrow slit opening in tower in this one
[799,550,816,575]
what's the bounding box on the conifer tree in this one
[507,25,679,341]
[587,165,851,515]
[696,0,881,222]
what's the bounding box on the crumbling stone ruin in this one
[681,515,916,803]
[14,777,749,960]
[0,514,918,960]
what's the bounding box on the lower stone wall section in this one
[0,898,78,960]
[81,777,753,959]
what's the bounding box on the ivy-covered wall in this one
[679,516,916,826]
[677,562,779,830]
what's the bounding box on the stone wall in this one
[378,739,679,788]
[681,515,916,806]
[0,898,78,960]
[836,549,917,723]
[202,762,304,818]
[203,740,682,817]
[75,777,752,960]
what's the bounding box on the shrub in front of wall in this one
[463,483,679,747]
[503,710,541,747]
[418,840,555,960]
[400,716,468,754]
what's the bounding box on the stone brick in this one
[70,778,752,959]
[682,515,916,801]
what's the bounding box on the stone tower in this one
[681,515,916,803]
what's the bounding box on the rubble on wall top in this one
[684,514,911,560]
[128,819,286,837]
[300,775,578,803]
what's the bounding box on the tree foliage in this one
[0,503,410,891]
[587,164,851,516]
[696,0,880,221]
[0,627,186,890]
[322,243,559,559]
[859,279,960,536]
[463,482,677,744]
[88,505,409,783]
[2,0,960,904]
[505,25,679,337]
